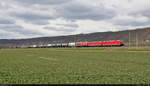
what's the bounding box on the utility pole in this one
[136,31,138,48]
[129,31,131,48]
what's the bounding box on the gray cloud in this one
[143,12,150,18]
[56,24,79,28]
[115,21,150,26]
[15,0,71,5]
[111,14,150,27]
[11,12,52,25]
[0,24,41,35]
[31,20,50,25]
[0,18,15,24]
[15,0,115,21]
[12,12,51,20]
[44,26,76,32]
[56,1,115,20]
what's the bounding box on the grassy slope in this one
[0,48,150,84]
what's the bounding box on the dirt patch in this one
[39,57,58,61]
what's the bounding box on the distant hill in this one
[0,27,150,47]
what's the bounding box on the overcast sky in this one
[0,0,150,39]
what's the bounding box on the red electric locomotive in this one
[102,40,124,47]
[75,40,124,47]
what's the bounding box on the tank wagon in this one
[27,40,124,48]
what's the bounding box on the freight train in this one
[26,40,124,48]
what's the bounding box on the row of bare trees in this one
[0,44,17,49]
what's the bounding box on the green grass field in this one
[0,48,150,84]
